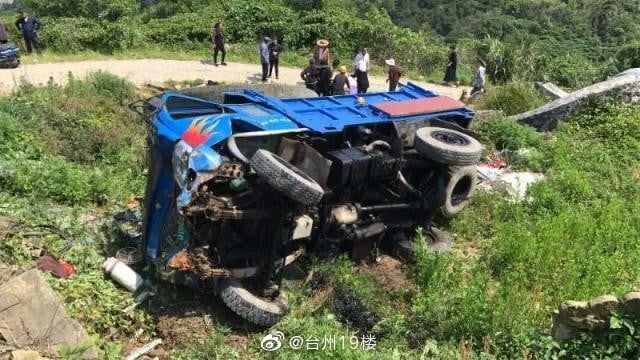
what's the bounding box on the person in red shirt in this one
[385,59,402,91]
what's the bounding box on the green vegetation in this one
[0,62,638,358]
[0,73,148,358]
[2,0,631,89]
[478,83,547,116]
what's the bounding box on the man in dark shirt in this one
[268,36,281,79]
[301,58,320,95]
[385,59,402,91]
[332,66,350,95]
[211,22,227,66]
[15,11,41,54]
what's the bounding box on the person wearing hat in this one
[471,58,487,96]
[313,39,331,67]
[444,44,458,86]
[259,36,270,82]
[332,65,350,96]
[385,59,402,91]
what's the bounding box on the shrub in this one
[478,82,546,116]
[478,116,546,151]
[539,54,601,89]
[615,41,640,72]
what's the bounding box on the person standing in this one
[385,59,402,91]
[332,66,350,95]
[444,44,458,86]
[259,37,270,82]
[0,20,10,44]
[313,39,330,66]
[15,11,42,55]
[268,36,281,79]
[471,58,486,96]
[353,47,369,93]
[301,58,320,95]
[211,22,227,66]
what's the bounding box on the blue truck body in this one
[143,82,473,263]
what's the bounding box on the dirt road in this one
[0,59,466,98]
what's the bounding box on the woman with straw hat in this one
[313,39,331,67]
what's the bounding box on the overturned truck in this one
[131,83,482,326]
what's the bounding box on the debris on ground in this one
[514,70,640,130]
[476,158,544,201]
[36,254,75,278]
[0,270,96,359]
[123,291,155,316]
[125,338,162,360]
[332,286,379,333]
[103,257,146,292]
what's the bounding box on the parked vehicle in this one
[0,42,20,68]
[130,83,482,326]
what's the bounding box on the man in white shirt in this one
[353,47,370,93]
[471,58,486,96]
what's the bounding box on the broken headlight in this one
[172,140,193,189]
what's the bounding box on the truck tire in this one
[414,127,482,165]
[441,165,477,218]
[250,149,324,206]
[393,227,452,261]
[220,277,288,327]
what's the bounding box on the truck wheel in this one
[414,127,482,166]
[220,277,288,327]
[250,149,324,206]
[393,227,452,261]
[441,165,477,218]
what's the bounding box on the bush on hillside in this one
[539,54,601,89]
[21,0,139,21]
[478,83,546,116]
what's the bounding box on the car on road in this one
[130,83,482,326]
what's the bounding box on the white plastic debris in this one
[493,172,544,200]
[104,257,145,292]
[476,165,544,201]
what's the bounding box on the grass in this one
[0,73,639,358]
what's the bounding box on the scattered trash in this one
[123,290,155,316]
[114,206,143,246]
[493,172,544,200]
[116,247,143,267]
[36,253,75,278]
[125,338,162,360]
[104,257,145,292]
[477,162,544,201]
[0,270,96,358]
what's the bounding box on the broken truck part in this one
[130,83,482,326]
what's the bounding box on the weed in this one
[478,83,547,116]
